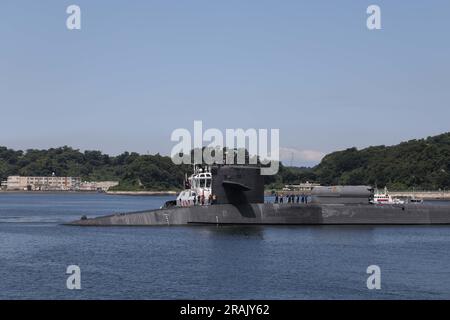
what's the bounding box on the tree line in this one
[0,146,190,191]
[313,132,450,190]
[1,132,449,191]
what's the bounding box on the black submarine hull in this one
[67,203,450,226]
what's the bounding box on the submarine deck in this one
[66,203,450,226]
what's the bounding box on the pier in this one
[390,191,450,200]
[266,190,450,201]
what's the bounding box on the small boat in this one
[409,197,424,204]
[370,187,405,205]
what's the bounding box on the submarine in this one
[68,164,450,226]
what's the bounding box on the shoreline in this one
[106,191,178,196]
[265,190,450,200]
[0,190,178,196]
[1,189,449,200]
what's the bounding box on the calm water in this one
[1,192,450,300]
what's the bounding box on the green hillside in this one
[314,133,450,190]
[1,132,449,191]
[0,146,190,191]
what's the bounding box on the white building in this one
[5,175,119,192]
[6,176,81,191]
[79,181,119,191]
[283,182,321,192]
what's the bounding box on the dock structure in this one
[389,191,450,200]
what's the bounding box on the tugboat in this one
[176,166,212,207]
[370,187,405,205]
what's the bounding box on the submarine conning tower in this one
[210,165,264,204]
[209,166,374,205]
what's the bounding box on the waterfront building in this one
[79,181,119,191]
[282,182,321,192]
[6,176,81,191]
[5,175,118,192]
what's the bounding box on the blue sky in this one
[1,1,449,166]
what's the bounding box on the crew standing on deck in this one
[208,194,213,205]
